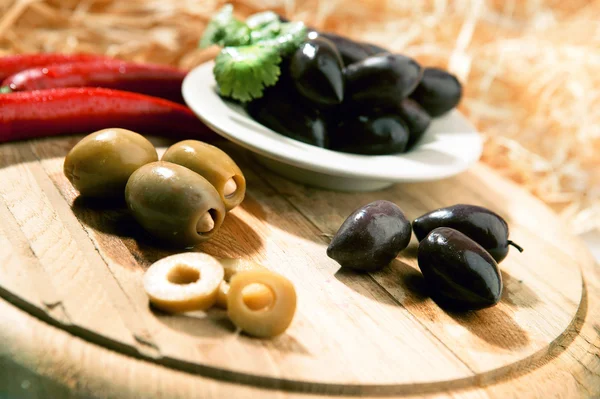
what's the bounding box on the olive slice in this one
[143,253,225,313]
[215,258,271,309]
[228,270,297,338]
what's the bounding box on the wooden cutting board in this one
[0,135,594,398]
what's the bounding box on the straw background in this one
[0,0,598,234]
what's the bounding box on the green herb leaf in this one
[199,4,234,48]
[255,21,308,55]
[246,11,280,30]
[207,6,308,102]
[247,11,281,43]
[199,4,251,48]
[213,45,282,102]
[221,20,252,47]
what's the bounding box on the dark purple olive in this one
[344,54,423,105]
[329,109,410,155]
[410,67,462,117]
[418,227,503,311]
[397,99,431,149]
[317,32,388,65]
[362,42,388,55]
[327,200,412,272]
[412,204,523,263]
[246,84,328,148]
[290,37,344,107]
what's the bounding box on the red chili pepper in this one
[2,61,188,103]
[0,88,218,143]
[0,53,112,82]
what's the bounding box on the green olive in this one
[63,128,158,198]
[125,161,226,247]
[161,140,246,211]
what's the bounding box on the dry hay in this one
[0,0,598,234]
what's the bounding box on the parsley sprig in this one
[200,5,307,102]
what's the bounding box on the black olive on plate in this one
[246,84,329,148]
[397,99,431,149]
[290,37,345,107]
[317,32,389,66]
[344,54,423,105]
[412,204,523,263]
[418,227,503,311]
[327,200,412,272]
[362,42,388,56]
[410,67,463,117]
[329,108,410,155]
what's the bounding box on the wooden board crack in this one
[26,142,162,359]
[0,197,71,325]
[0,142,160,358]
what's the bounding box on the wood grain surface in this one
[0,136,596,398]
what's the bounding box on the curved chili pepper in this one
[2,61,188,103]
[0,53,112,82]
[0,88,218,143]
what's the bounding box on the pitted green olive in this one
[63,128,158,198]
[125,161,225,247]
[161,140,246,211]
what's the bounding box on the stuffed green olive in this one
[125,161,225,247]
[64,128,158,198]
[162,140,246,211]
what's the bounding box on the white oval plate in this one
[182,61,483,191]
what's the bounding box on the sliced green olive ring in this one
[227,270,297,338]
[161,140,246,211]
[215,258,270,309]
[143,253,225,313]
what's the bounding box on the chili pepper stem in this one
[0,86,12,94]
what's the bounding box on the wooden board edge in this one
[0,263,590,396]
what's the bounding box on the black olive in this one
[418,227,503,311]
[344,54,423,105]
[290,37,345,107]
[362,42,388,56]
[329,108,410,155]
[412,204,523,263]
[317,32,389,66]
[410,67,462,117]
[327,200,412,272]
[246,84,329,148]
[397,99,431,149]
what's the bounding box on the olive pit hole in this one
[196,209,217,234]
[167,264,200,285]
[224,176,239,199]
[242,283,275,311]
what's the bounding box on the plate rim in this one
[182,61,483,182]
